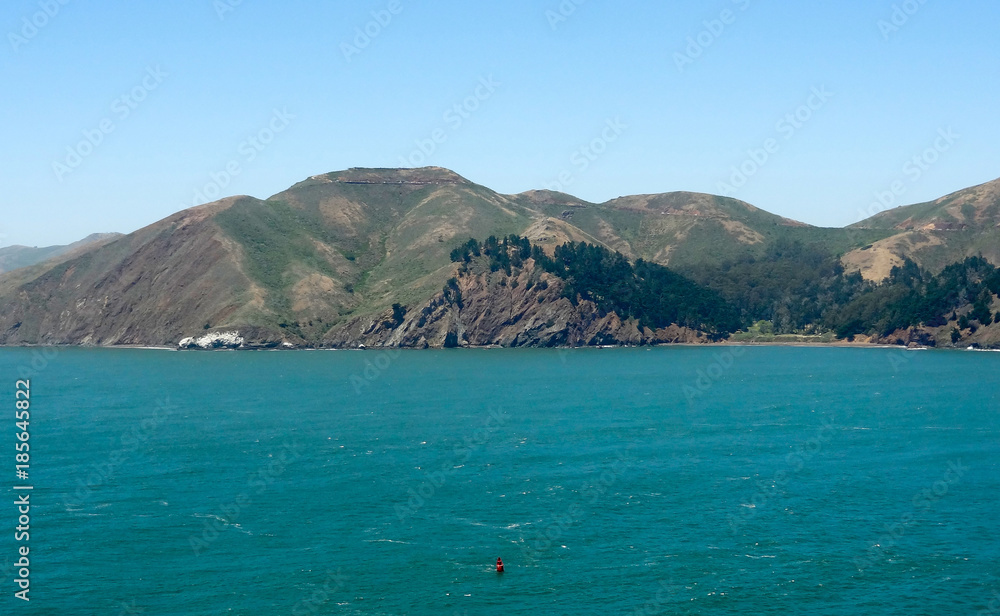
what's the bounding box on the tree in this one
[391,303,407,326]
[448,235,742,335]
[970,289,994,324]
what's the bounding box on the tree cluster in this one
[450,235,1000,342]
[682,237,999,341]
[451,235,743,337]
[826,256,999,338]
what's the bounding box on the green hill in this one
[843,177,1000,278]
[0,233,121,275]
[0,167,996,348]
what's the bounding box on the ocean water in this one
[1,346,998,615]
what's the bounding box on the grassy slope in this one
[843,177,1000,274]
[5,167,988,346]
[213,173,892,341]
[0,233,123,275]
[0,245,66,274]
[215,171,539,335]
[0,202,260,345]
[525,192,890,271]
[854,178,1000,230]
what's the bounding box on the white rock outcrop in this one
[178,331,245,349]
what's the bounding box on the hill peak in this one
[515,189,593,208]
[853,175,1000,231]
[603,191,811,227]
[314,166,472,186]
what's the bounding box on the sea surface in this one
[0,346,998,615]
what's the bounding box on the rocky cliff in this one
[322,259,704,349]
[2,166,998,349]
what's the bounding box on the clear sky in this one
[3,0,999,247]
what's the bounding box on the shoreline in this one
[0,341,989,352]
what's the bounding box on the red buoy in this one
[496,557,504,573]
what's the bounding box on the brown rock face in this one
[323,260,705,349]
[6,167,995,349]
[0,198,261,347]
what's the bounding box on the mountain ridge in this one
[0,232,122,275]
[1,167,997,349]
[842,177,1000,279]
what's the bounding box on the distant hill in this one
[843,178,1000,280]
[0,168,547,346]
[0,233,121,275]
[0,167,996,348]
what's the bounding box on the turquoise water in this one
[1,346,998,615]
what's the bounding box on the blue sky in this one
[3,0,999,247]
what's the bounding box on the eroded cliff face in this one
[322,260,706,349]
[870,319,1000,349]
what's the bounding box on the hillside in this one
[0,167,838,348]
[843,178,1000,279]
[0,167,996,348]
[324,251,710,350]
[0,198,265,345]
[516,190,888,271]
[0,233,121,275]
